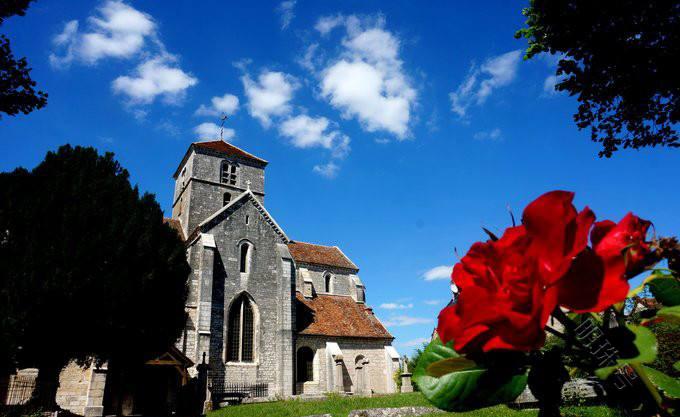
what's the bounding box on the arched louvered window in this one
[221,160,237,185]
[227,295,255,362]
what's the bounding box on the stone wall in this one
[194,197,294,397]
[295,336,396,395]
[54,361,107,417]
[172,149,267,236]
[55,362,92,414]
[296,264,359,298]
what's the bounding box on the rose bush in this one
[437,191,650,354]
[416,191,680,416]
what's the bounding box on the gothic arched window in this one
[296,347,314,382]
[223,192,232,206]
[239,242,253,274]
[227,295,255,362]
[324,273,332,293]
[221,160,237,185]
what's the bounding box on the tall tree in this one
[0,0,47,118]
[0,145,189,408]
[516,0,680,157]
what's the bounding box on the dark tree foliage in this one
[516,0,680,157]
[0,0,47,119]
[0,145,189,407]
[0,1,35,25]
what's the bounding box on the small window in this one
[357,286,365,302]
[181,167,187,187]
[245,215,249,225]
[296,347,314,382]
[239,242,252,273]
[324,274,332,293]
[223,192,231,206]
[221,160,237,185]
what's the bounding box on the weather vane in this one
[219,113,229,141]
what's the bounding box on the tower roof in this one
[173,139,268,178]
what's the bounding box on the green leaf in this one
[673,361,680,373]
[596,324,657,379]
[413,336,527,411]
[641,365,680,400]
[628,269,673,298]
[426,357,478,377]
[647,275,680,306]
[656,305,680,321]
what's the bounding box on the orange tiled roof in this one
[194,140,268,164]
[163,217,185,241]
[173,140,267,177]
[296,293,392,339]
[288,241,358,270]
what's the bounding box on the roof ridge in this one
[193,139,268,163]
[198,189,289,243]
[290,240,337,247]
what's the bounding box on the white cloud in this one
[298,43,320,72]
[449,50,522,118]
[315,15,417,139]
[473,128,502,141]
[543,75,558,95]
[382,315,434,327]
[49,1,197,108]
[277,0,296,30]
[195,93,240,117]
[112,56,197,104]
[423,265,452,281]
[279,114,350,157]
[397,337,430,348]
[193,122,235,140]
[242,71,297,127]
[279,115,334,148]
[424,299,442,306]
[49,1,155,67]
[49,20,79,68]
[380,302,413,310]
[312,162,340,178]
[156,120,181,137]
[315,15,345,35]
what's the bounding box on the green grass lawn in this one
[207,392,620,417]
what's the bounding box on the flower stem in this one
[629,363,667,416]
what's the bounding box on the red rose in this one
[522,191,595,286]
[592,213,651,274]
[556,213,651,313]
[438,225,558,353]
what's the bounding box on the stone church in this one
[1,140,400,416]
[167,139,400,401]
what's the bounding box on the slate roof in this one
[163,217,185,241]
[173,140,268,177]
[287,241,358,270]
[296,293,393,339]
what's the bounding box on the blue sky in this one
[2,0,679,354]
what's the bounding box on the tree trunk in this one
[30,361,63,410]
